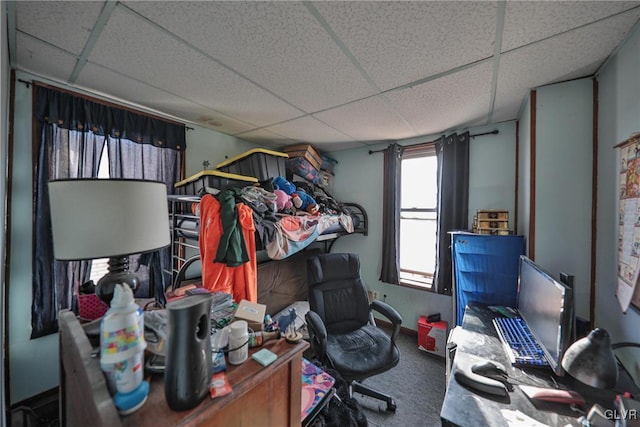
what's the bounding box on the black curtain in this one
[434,132,470,295]
[33,125,104,337]
[32,84,185,337]
[379,143,405,284]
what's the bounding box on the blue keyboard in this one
[493,317,549,367]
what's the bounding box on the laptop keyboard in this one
[493,317,549,367]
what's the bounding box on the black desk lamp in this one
[561,328,640,389]
[48,179,171,305]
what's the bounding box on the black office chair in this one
[305,253,403,412]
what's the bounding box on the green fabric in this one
[215,188,249,267]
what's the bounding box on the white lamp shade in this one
[48,179,171,261]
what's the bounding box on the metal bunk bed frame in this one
[165,194,368,291]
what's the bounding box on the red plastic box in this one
[418,316,448,357]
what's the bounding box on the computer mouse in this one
[455,364,509,397]
[471,360,507,378]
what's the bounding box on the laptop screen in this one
[517,256,573,374]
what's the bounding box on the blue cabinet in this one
[451,232,525,325]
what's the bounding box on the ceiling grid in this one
[8,1,640,151]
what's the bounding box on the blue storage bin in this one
[451,232,525,325]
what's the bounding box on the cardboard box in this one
[234,299,266,331]
[418,317,448,357]
[283,144,322,171]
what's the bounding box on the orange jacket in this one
[198,194,257,303]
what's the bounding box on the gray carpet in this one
[356,331,447,427]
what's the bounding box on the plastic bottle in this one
[228,320,249,365]
[248,330,281,347]
[100,284,148,414]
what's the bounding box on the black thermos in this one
[164,293,213,410]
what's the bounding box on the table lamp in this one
[48,179,171,304]
[561,328,640,389]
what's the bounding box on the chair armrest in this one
[305,311,328,363]
[370,300,403,342]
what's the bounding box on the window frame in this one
[398,143,437,291]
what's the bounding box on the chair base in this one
[349,380,397,412]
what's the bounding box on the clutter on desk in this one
[209,372,233,399]
[252,348,278,367]
[144,309,167,356]
[519,385,585,405]
[210,291,236,329]
[249,330,281,347]
[99,284,149,415]
[164,293,213,411]
[273,301,309,340]
[276,307,298,336]
[228,320,250,365]
[233,299,267,332]
[210,327,230,373]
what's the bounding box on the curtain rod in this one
[17,78,195,130]
[368,129,499,155]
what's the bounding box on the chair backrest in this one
[307,253,370,334]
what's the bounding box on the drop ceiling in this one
[8,1,640,151]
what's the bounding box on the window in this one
[399,148,438,289]
[32,83,185,337]
[88,148,111,284]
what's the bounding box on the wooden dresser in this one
[59,310,309,427]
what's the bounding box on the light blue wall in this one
[596,23,640,384]
[328,121,518,331]
[183,127,259,178]
[535,78,593,321]
[8,72,59,404]
[6,70,260,403]
[468,122,517,229]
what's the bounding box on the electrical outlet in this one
[371,290,380,300]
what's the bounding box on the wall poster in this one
[617,133,640,313]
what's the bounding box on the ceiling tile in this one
[234,129,298,149]
[123,1,376,113]
[15,33,77,83]
[385,61,494,136]
[312,1,497,91]
[75,62,258,136]
[87,5,304,128]
[494,9,640,123]
[261,116,356,145]
[503,1,640,52]
[314,96,418,141]
[15,1,104,55]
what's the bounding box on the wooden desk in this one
[59,310,309,427]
